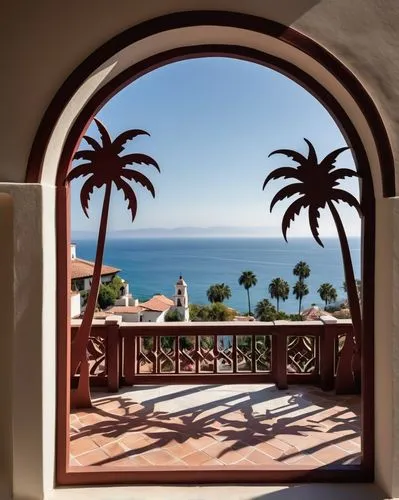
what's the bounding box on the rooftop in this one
[71,257,120,280]
[140,294,175,312]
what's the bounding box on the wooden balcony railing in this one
[71,319,353,393]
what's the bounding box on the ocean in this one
[73,237,361,314]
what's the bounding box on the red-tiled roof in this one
[71,258,120,280]
[140,294,174,312]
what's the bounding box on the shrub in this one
[97,283,118,309]
[164,309,184,322]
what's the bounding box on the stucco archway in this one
[22,10,394,490]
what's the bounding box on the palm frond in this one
[309,205,324,247]
[330,189,362,217]
[281,197,308,241]
[329,168,360,182]
[94,118,112,148]
[73,149,97,162]
[121,169,156,197]
[304,138,318,164]
[65,163,93,183]
[121,153,160,172]
[268,148,307,165]
[80,176,97,218]
[262,167,301,190]
[114,178,138,221]
[270,183,304,211]
[112,129,150,154]
[83,135,101,151]
[320,146,350,171]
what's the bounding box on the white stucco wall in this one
[70,293,81,319]
[1,1,399,499]
[119,312,140,323]
[141,310,167,323]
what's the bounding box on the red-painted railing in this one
[71,319,353,392]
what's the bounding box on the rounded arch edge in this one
[25,9,395,198]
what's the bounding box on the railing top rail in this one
[70,320,353,338]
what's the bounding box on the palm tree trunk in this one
[298,296,302,315]
[328,201,361,393]
[247,288,251,315]
[71,182,112,408]
[276,297,279,312]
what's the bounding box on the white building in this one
[107,276,190,322]
[70,243,122,318]
[108,294,174,322]
[70,243,121,293]
[172,275,190,321]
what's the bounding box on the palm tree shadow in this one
[70,385,360,467]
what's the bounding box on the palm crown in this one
[238,271,258,289]
[263,138,361,247]
[66,118,160,220]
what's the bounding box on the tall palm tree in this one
[238,270,258,315]
[293,280,309,314]
[66,118,159,407]
[293,261,310,282]
[263,138,362,391]
[268,278,289,312]
[317,283,337,308]
[206,283,232,303]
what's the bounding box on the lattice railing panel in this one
[287,335,317,373]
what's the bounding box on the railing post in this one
[124,327,136,386]
[106,316,121,393]
[273,327,288,390]
[320,317,337,391]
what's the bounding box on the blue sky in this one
[70,57,361,238]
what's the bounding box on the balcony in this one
[70,320,361,473]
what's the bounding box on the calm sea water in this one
[73,237,360,314]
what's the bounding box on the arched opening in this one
[23,11,394,487]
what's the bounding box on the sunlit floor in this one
[70,384,361,467]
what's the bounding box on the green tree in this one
[318,283,338,308]
[164,309,184,322]
[207,303,236,321]
[188,303,235,322]
[206,283,232,303]
[97,283,118,309]
[108,275,124,296]
[254,299,277,321]
[189,303,207,321]
[293,280,309,314]
[238,270,257,316]
[268,278,289,312]
[293,261,310,282]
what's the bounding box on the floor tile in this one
[70,384,361,469]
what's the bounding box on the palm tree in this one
[66,118,159,407]
[268,278,289,312]
[293,261,310,282]
[254,299,277,322]
[317,283,337,308]
[206,283,232,303]
[238,270,258,315]
[293,280,309,314]
[263,139,362,389]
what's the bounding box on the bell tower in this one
[173,275,189,321]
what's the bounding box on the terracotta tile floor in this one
[70,384,361,467]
